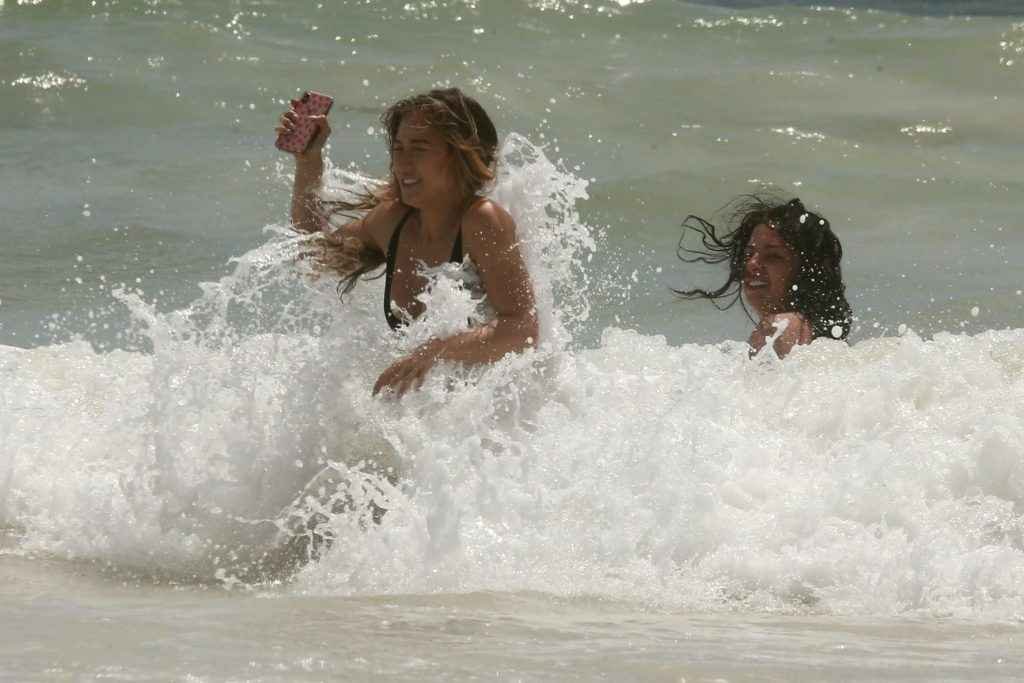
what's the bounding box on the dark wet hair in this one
[302,88,499,296]
[675,195,853,341]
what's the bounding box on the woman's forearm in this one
[431,312,539,365]
[290,156,325,232]
[373,311,539,397]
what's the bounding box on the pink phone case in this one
[275,91,334,153]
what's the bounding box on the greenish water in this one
[2,0,1022,346]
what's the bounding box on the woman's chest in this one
[388,238,462,315]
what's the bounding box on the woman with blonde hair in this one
[277,88,538,396]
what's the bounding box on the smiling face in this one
[389,111,460,209]
[741,223,799,318]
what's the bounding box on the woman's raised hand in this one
[275,99,332,162]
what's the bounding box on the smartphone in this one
[275,91,334,154]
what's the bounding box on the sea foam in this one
[2,137,1023,620]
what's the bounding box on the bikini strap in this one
[451,197,480,263]
[384,208,416,330]
[450,229,463,264]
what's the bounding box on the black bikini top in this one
[383,208,464,330]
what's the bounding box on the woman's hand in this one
[275,100,332,164]
[373,340,446,398]
[279,100,333,232]
[749,312,813,358]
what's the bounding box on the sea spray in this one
[2,134,1024,617]
[296,327,1024,620]
[0,134,599,584]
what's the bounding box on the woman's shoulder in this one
[362,200,412,246]
[764,312,814,344]
[462,198,515,240]
[749,312,813,358]
[766,311,810,326]
[365,198,410,224]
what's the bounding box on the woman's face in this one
[390,111,460,209]
[742,223,798,318]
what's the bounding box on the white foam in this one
[2,138,1023,619]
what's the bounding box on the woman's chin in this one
[398,183,426,202]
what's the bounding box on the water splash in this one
[2,136,1024,619]
[296,327,1024,619]
[0,134,597,583]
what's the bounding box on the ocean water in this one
[2,0,1024,680]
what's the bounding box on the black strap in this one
[450,230,463,264]
[383,209,415,330]
[383,209,465,330]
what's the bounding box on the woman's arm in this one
[434,200,538,362]
[373,200,538,396]
[278,106,396,280]
[276,106,331,233]
[291,151,325,233]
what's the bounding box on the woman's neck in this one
[413,196,472,242]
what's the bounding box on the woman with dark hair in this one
[675,196,852,358]
[276,88,538,395]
